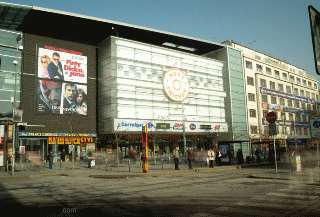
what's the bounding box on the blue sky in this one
[3,0,320,82]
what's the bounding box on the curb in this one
[89,166,240,179]
[0,173,66,181]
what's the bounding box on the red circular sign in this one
[266,112,277,124]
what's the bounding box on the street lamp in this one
[11,34,21,176]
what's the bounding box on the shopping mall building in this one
[0,2,248,170]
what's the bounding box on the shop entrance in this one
[18,138,48,163]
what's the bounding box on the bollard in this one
[129,160,131,172]
[44,160,46,169]
[162,159,163,170]
[60,160,62,170]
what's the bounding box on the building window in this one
[301,103,306,109]
[288,100,293,107]
[264,126,269,135]
[260,79,267,88]
[290,75,295,83]
[286,86,291,94]
[306,91,310,98]
[300,90,304,97]
[304,128,309,135]
[278,84,284,92]
[270,81,276,90]
[290,126,294,135]
[246,61,253,69]
[303,115,307,122]
[266,67,272,75]
[282,73,288,80]
[296,77,301,85]
[302,79,306,86]
[256,64,263,72]
[297,127,302,135]
[295,114,301,122]
[308,104,311,111]
[275,70,280,78]
[250,126,258,134]
[263,110,268,118]
[293,88,299,96]
[280,98,285,106]
[248,93,255,102]
[314,83,318,89]
[271,96,277,104]
[247,76,254,86]
[262,95,268,103]
[289,113,293,121]
[312,93,315,99]
[249,109,256,117]
[308,81,312,88]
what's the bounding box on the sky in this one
[3,0,320,82]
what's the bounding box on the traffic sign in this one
[266,112,277,124]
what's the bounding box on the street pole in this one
[274,135,277,174]
[317,138,319,167]
[11,34,21,176]
[182,101,187,162]
[294,114,297,150]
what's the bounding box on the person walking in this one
[255,149,260,163]
[173,146,180,170]
[61,149,66,162]
[237,149,243,164]
[49,151,53,169]
[208,148,215,168]
[187,147,193,169]
[217,149,222,166]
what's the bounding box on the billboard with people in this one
[37,45,87,84]
[35,45,88,116]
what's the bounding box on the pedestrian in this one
[61,149,66,162]
[217,149,222,166]
[187,147,193,169]
[49,151,53,169]
[255,149,260,163]
[208,148,215,168]
[237,149,243,164]
[173,146,180,170]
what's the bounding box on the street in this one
[1,167,320,216]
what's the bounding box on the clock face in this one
[163,68,190,102]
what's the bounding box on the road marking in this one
[190,213,215,217]
[215,206,230,212]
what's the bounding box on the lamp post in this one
[11,34,21,176]
[182,101,187,162]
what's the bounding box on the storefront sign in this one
[173,126,183,130]
[156,123,170,129]
[262,118,310,127]
[266,103,310,115]
[260,87,315,104]
[19,132,97,137]
[200,125,211,130]
[190,123,196,130]
[163,68,190,102]
[121,122,154,129]
[48,137,94,145]
[86,143,95,152]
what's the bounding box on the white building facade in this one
[225,39,319,151]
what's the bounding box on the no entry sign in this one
[266,112,277,124]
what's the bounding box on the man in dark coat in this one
[237,149,243,164]
[61,149,66,162]
[49,151,53,169]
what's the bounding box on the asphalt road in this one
[1,168,320,217]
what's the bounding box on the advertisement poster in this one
[35,80,87,115]
[36,79,62,115]
[37,45,87,84]
[60,83,87,115]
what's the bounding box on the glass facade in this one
[98,37,228,134]
[0,29,22,117]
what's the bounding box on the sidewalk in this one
[0,160,240,180]
[1,160,319,183]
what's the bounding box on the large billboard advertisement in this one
[37,45,87,84]
[36,45,88,116]
[35,80,87,115]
